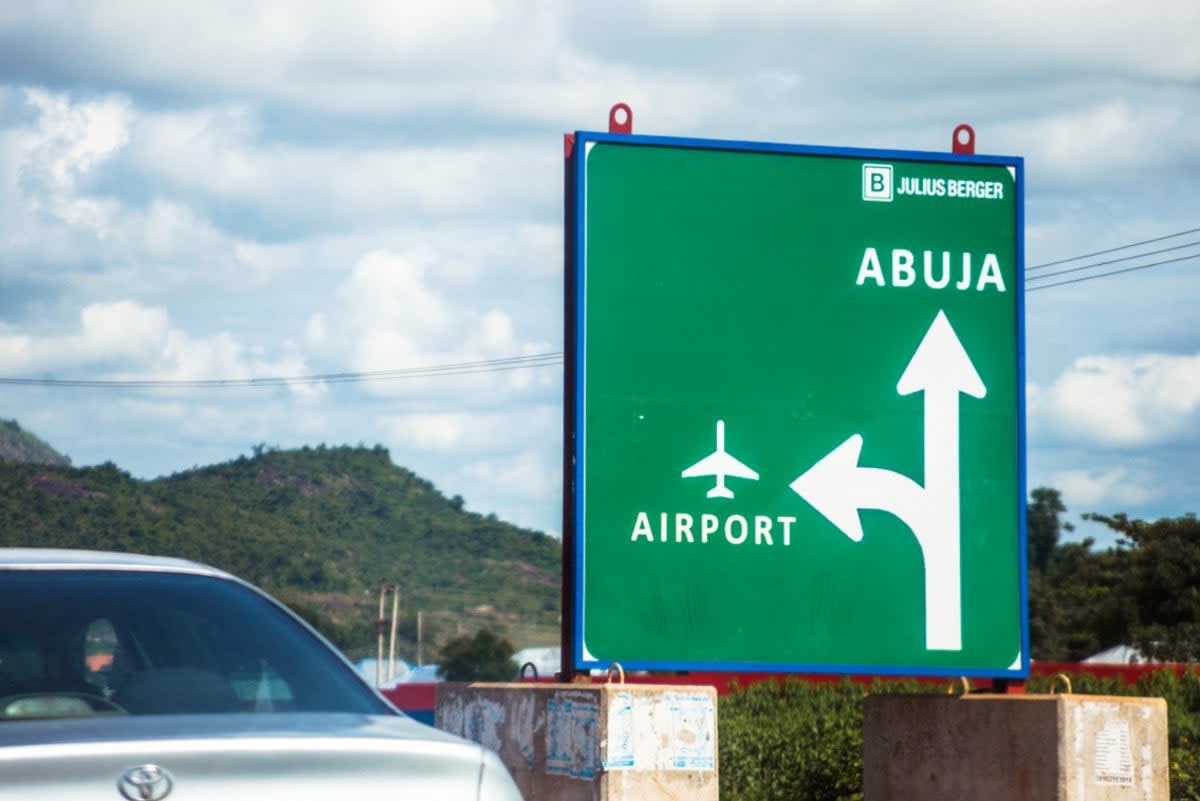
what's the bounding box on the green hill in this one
[0,441,561,662]
[0,419,70,467]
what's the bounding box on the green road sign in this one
[567,132,1027,677]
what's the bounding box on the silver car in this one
[0,549,522,800]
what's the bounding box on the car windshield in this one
[0,569,392,719]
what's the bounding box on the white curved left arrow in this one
[789,434,928,544]
[790,310,985,651]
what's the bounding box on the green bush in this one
[719,670,1200,801]
[719,678,926,801]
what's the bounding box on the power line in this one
[1026,251,1200,292]
[0,352,564,389]
[1026,225,1200,273]
[1026,239,1200,283]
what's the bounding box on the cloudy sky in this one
[0,1,1197,544]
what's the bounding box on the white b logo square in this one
[863,164,893,202]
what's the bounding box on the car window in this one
[0,570,391,719]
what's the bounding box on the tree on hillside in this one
[437,628,516,682]
[279,595,374,656]
[0,443,561,664]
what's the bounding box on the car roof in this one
[0,548,228,577]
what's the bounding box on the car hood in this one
[0,713,521,801]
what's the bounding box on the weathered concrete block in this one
[864,694,1168,801]
[436,682,718,801]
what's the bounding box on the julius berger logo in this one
[863,164,893,201]
[863,163,1005,203]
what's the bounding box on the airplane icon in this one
[681,420,759,499]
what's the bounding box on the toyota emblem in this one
[117,765,173,801]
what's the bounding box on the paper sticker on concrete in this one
[1094,719,1134,786]
[511,692,538,770]
[438,696,507,755]
[665,692,716,770]
[604,691,635,769]
[626,691,716,771]
[546,692,600,779]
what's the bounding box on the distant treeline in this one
[1027,487,1200,662]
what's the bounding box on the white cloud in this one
[0,3,713,129]
[1034,352,1200,448]
[80,300,170,360]
[305,248,556,400]
[135,199,227,262]
[0,300,166,372]
[231,239,311,285]
[0,92,246,293]
[384,405,559,454]
[1051,467,1164,509]
[0,299,317,396]
[388,413,471,453]
[634,0,1200,81]
[334,249,453,348]
[462,449,560,502]
[995,97,1200,189]
[2,89,131,244]
[453,442,563,534]
[125,104,559,231]
[19,88,131,191]
[0,1,534,91]
[72,0,1183,97]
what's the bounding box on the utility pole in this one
[417,610,424,667]
[387,584,399,681]
[375,585,390,687]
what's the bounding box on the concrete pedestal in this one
[864,693,1168,801]
[437,682,718,801]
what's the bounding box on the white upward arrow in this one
[789,310,985,651]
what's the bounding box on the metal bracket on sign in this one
[609,103,633,134]
[952,124,975,154]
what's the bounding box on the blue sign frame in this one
[564,130,1028,679]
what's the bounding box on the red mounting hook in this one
[952,124,975,155]
[609,103,633,135]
